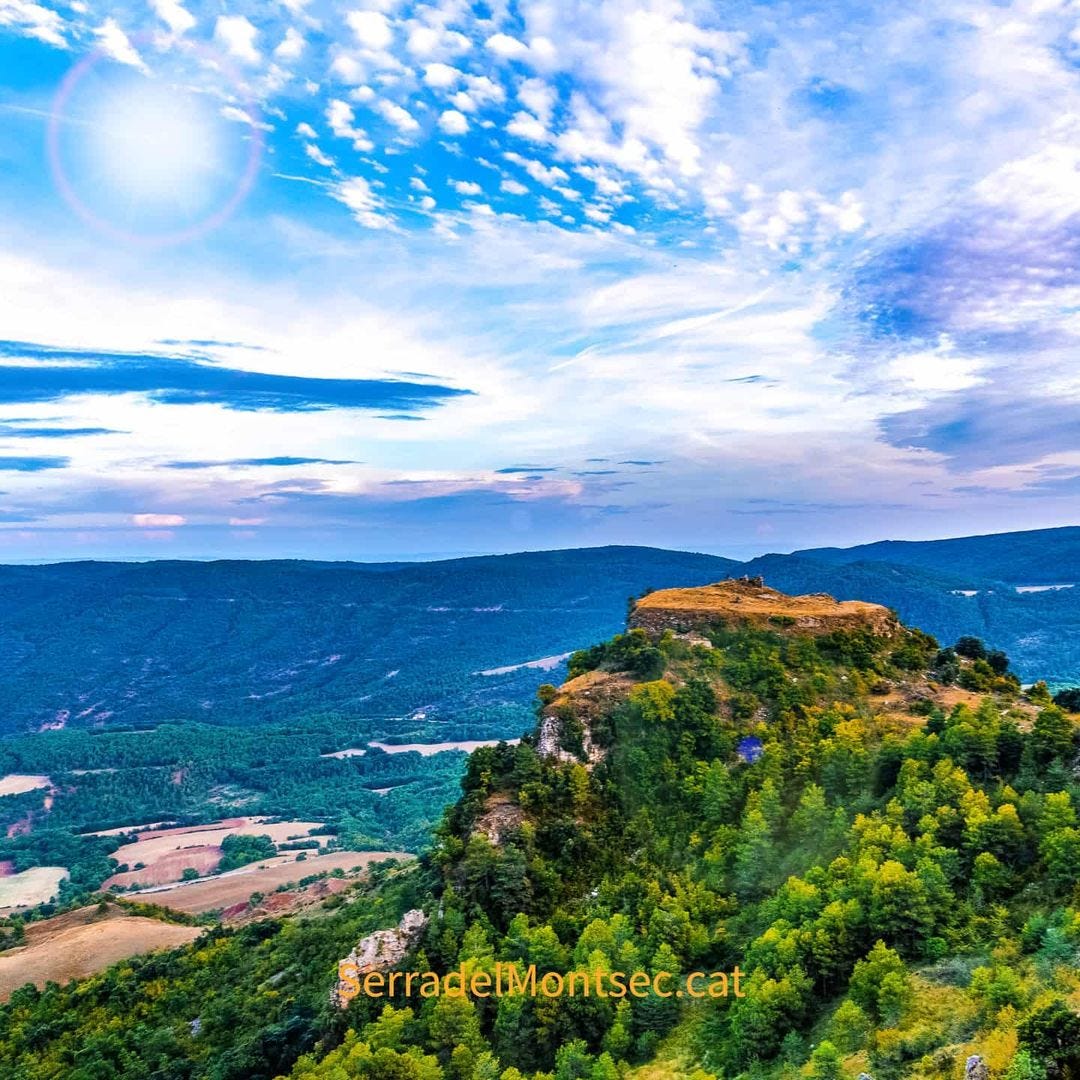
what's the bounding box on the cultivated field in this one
[102,818,330,888]
[0,867,68,911]
[0,904,202,1000]
[142,850,411,914]
[0,774,51,797]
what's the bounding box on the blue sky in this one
[0,0,1078,560]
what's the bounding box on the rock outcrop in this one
[332,908,428,1007]
[537,670,632,765]
[472,794,525,844]
[629,577,898,638]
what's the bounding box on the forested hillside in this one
[0,548,738,735]
[798,526,1080,584]
[4,586,1080,1079]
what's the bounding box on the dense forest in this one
[0,548,740,734]
[4,596,1080,1078]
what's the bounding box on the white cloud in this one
[326,99,374,151]
[220,105,272,131]
[214,15,260,65]
[347,10,393,50]
[443,76,506,117]
[295,122,318,139]
[453,179,482,195]
[93,18,145,70]
[0,0,67,46]
[525,2,745,184]
[410,175,429,191]
[305,142,336,167]
[736,187,864,251]
[518,77,556,121]
[406,24,470,59]
[133,513,186,527]
[438,109,469,135]
[506,110,548,142]
[275,27,305,61]
[888,343,986,394]
[376,99,420,133]
[149,0,195,36]
[500,178,529,195]
[504,151,568,187]
[463,75,505,106]
[423,62,460,88]
[486,32,529,59]
[332,176,393,229]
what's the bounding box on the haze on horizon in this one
[1,1,1078,562]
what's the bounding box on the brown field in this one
[0,774,51,797]
[142,850,412,914]
[0,867,68,911]
[0,904,201,1000]
[104,845,224,888]
[102,818,329,888]
[85,820,178,837]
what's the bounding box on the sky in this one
[0,0,1078,561]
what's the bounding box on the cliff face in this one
[629,576,898,637]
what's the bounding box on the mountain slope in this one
[741,552,1080,682]
[3,528,1080,745]
[795,525,1080,585]
[0,547,738,735]
[3,584,1078,1079]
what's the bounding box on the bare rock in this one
[473,794,525,845]
[965,1056,989,1080]
[332,908,429,1007]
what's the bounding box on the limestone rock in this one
[332,908,429,1007]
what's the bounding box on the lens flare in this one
[47,45,263,247]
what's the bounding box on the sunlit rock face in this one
[332,909,429,1008]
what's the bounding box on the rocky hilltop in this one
[629,575,898,637]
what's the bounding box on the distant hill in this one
[796,524,1080,584]
[0,547,738,736]
[1,527,1079,738]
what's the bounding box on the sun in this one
[49,59,262,245]
[86,81,223,207]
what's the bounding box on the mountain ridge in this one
[2,528,1080,738]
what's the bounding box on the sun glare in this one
[49,60,262,244]
[87,83,222,206]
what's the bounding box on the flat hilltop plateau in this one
[629,576,899,636]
